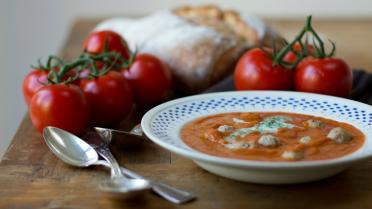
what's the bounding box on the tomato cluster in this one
[234,16,353,98]
[23,31,171,135]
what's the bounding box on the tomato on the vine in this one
[123,53,171,105]
[83,30,130,60]
[80,71,133,126]
[234,48,293,91]
[30,84,89,135]
[22,69,48,106]
[294,57,353,97]
[283,43,314,63]
[23,67,82,106]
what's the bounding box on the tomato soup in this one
[181,112,365,161]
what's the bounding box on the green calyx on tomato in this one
[77,51,131,77]
[286,16,352,97]
[235,15,352,97]
[26,30,142,134]
[269,15,336,69]
[31,49,133,87]
[31,30,136,86]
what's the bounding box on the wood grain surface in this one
[1,18,372,209]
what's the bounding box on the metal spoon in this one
[92,127,196,204]
[43,126,151,198]
[82,129,152,198]
[84,127,195,204]
[43,126,195,203]
[93,126,144,148]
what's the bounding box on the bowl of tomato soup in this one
[142,91,372,184]
[181,112,364,162]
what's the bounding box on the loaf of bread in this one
[95,5,282,94]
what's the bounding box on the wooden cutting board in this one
[1,18,372,209]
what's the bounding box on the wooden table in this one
[1,18,372,209]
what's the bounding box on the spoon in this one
[96,124,143,137]
[43,126,151,198]
[91,127,196,203]
[82,129,152,198]
[43,126,195,203]
[93,126,144,148]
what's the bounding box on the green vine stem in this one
[31,34,135,85]
[272,15,337,69]
[272,16,313,68]
[44,50,130,84]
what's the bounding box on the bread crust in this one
[95,5,284,94]
[172,5,260,93]
[174,5,260,46]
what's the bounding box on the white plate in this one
[141,91,372,184]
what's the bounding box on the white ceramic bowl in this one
[141,91,372,184]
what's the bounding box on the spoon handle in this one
[97,160,196,204]
[97,148,124,179]
[120,166,196,204]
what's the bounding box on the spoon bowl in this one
[100,177,151,199]
[43,127,98,167]
[43,126,151,197]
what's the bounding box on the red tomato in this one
[80,71,133,126]
[294,57,353,97]
[22,69,48,105]
[283,43,314,63]
[29,84,89,135]
[234,48,293,90]
[78,68,91,81]
[59,68,81,85]
[77,62,106,82]
[23,68,81,106]
[123,53,171,105]
[83,30,130,60]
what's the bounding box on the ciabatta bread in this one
[95,5,282,94]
